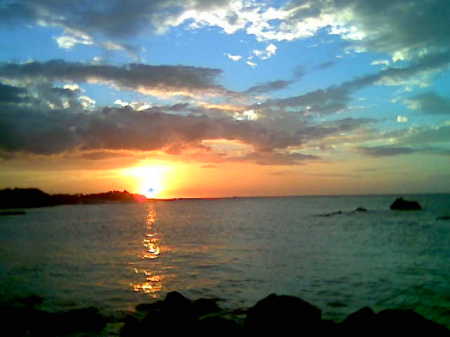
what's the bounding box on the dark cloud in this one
[315,61,336,70]
[0,82,28,103]
[233,151,319,166]
[358,146,417,157]
[358,145,450,157]
[406,92,450,115]
[0,1,167,39]
[0,81,376,165]
[287,0,450,60]
[0,60,227,97]
[401,125,450,145]
[244,80,293,94]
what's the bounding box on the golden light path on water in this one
[131,204,163,296]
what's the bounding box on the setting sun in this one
[122,165,170,198]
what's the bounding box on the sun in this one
[122,165,169,199]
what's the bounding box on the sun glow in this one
[122,165,170,198]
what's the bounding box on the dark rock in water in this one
[353,207,368,212]
[317,210,343,217]
[390,197,422,210]
[244,294,321,333]
[436,215,450,221]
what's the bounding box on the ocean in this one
[1,194,449,327]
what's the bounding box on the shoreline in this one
[2,292,448,336]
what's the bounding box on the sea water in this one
[0,195,449,326]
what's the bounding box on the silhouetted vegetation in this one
[0,188,146,209]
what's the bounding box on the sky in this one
[0,0,449,198]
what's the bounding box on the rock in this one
[0,210,26,216]
[317,210,343,217]
[353,207,368,212]
[120,315,141,337]
[371,309,449,335]
[390,197,422,210]
[244,294,321,333]
[135,292,197,335]
[163,291,192,312]
[192,298,222,317]
[135,300,163,314]
[436,216,450,221]
[196,316,241,334]
[339,307,376,335]
[47,307,107,335]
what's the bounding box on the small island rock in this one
[390,197,422,211]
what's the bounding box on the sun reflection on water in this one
[131,204,163,296]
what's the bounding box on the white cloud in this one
[371,59,390,66]
[79,95,96,109]
[102,41,125,51]
[55,35,93,49]
[253,43,277,60]
[246,60,257,68]
[225,53,242,61]
[63,83,81,91]
[396,115,408,123]
[114,99,151,111]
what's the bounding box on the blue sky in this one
[0,0,449,196]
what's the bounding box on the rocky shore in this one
[2,292,449,336]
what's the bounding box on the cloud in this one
[401,125,450,145]
[1,0,449,67]
[0,82,28,103]
[55,35,93,49]
[246,60,257,68]
[244,80,293,95]
[358,146,417,157]
[358,145,450,157]
[396,115,408,123]
[403,92,450,115]
[315,61,336,70]
[0,81,377,165]
[252,43,277,60]
[225,53,242,61]
[371,59,390,67]
[230,151,319,166]
[259,50,450,115]
[0,60,229,98]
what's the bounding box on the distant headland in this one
[0,187,148,209]
[0,188,228,209]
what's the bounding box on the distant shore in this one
[0,187,149,209]
[0,187,237,210]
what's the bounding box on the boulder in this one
[390,198,422,210]
[192,298,222,317]
[371,309,449,336]
[339,307,376,335]
[244,294,321,333]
